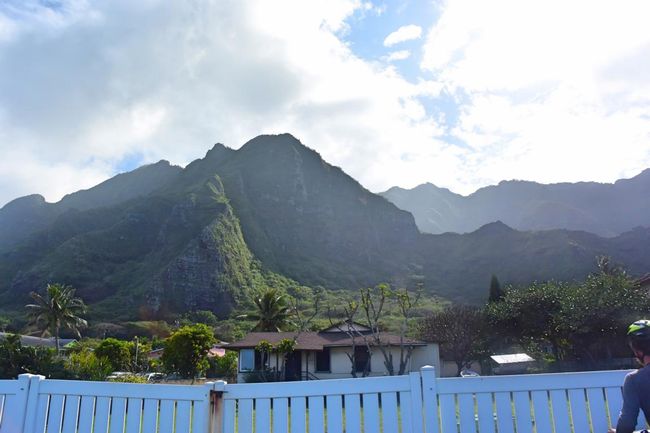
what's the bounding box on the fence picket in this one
[46,394,65,433]
[109,397,127,433]
[308,396,325,433]
[93,397,111,433]
[512,391,533,433]
[239,399,254,433]
[273,398,289,433]
[475,393,494,433]
[530,391,552,433]
[222,400,236,433]
[255,398,271,433]
[0,376,31,433]
[175,400,192,433]
[549,390,571,433]
[494,392,515,433]
[362,393,380,433]
[438,394,456,433]
[125,398,142,433]
[380,392,399,433]
[587,388,609,433]
[158,400,175,433]
[326,395,343,433]
[458,394,476,433]
[76,396,95,433]
[61,395,80,433]
[141,399,158,433]
[604,386,623,427]
[290,397,307,433]
[568,389,590,433]
[344,394,361,433]
[399,391,413,433]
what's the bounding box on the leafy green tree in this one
[488,274,503,303]
[207,351,238,380]
[419,305,490,376]
[240,288,292,331]
[65,349,113,381]
[162,324,215,382]
[486,281,568,359]
[25,283,87,353]
[95,338,132,372]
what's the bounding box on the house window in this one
[354,346,370,373]
[316,348,331,372]
[240,349,255,371]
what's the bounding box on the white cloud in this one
[0,0,453,205]
[383,24,422,47]
[421,0,650,190]
[384,50,411,62]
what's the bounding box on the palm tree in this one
[26,283,87,353]
[240,288,292,332]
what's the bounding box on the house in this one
[228,323,440,382]
[0,332,76,350]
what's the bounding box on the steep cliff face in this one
[146,191,256,317]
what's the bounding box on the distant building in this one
[490,353,535,375]
[228,323,440,382]
[0,332,76,350]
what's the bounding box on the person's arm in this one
[616,374,641,433]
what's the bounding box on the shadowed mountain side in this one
[382,170,650,237]
[1,134,649,318]
[0,161,182,250]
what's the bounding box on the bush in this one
[206,351,238,380]
[65,350,112,381]
[107,374,148,383]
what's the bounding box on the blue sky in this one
[0,0,649,206]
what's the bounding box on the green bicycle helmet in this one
[628,320,650,340]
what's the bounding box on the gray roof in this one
[0,332,76,348]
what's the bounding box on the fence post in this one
[409,371,425,433]
[421,366,440,433]
[22,374,45,433]
[211,381,227,433]
[0,374,34,433]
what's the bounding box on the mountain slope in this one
[382,171,650,237]
[1,134,649,318]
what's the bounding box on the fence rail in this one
[0,367,643,433]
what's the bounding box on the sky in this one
[0,0,649,206]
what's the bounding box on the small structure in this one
[490,353,535,375]
[0,332,76,350]
[228,323,440,382]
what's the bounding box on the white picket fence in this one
[0,367,643,433]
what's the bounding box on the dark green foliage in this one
[206,351,238,380]
[94,338,132,371]
[2,134,650,320]
[162,324,215,380]
[0,334,68,379]
[489,275,503,302]
[240,288,292,332]
[419,305,490,376]
[486,261,650,364]
[185,310,219,327]
[65,349,113,381]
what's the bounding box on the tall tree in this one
[26,283,87,353]
[488,274,503,303]
[241,288,292,331]
[419,305,489,376]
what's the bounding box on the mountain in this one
[381,172,650,237]
[1,134,649,319]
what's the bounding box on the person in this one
[609,320,650,433]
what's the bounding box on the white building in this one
[229,323,440,382]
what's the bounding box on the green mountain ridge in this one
[1,134,649,319]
